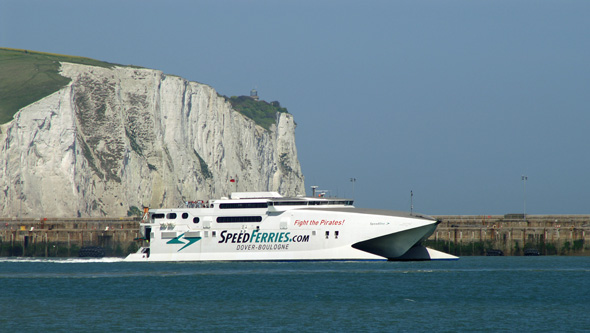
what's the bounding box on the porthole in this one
[182,212,189,219]
[193,217,200,223]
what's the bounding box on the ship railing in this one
[184,200,213,208]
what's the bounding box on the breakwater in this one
[429,214,590,256]
[0,217,141,257]
[1,215,589,257]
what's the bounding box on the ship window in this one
[312,231,316,236]
[182,212,189,219]
[193,217,200,223]
[272,201,307,206]
[212,231,216,237]
[325,231,329,239]
[166,213,177,219]
[335,231,339,239]
[152,213,165,219]
[219,203,268,209]
[217,216,263,223]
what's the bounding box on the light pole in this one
[410,190,413,215]
[521,175,527,220]
[350,178,356,199]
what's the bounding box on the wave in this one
[0,257,125,264]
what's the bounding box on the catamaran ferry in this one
[125,192,457,261]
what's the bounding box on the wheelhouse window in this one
[270,201,308,206]
[219,203,268,209]
[217,216,263,223]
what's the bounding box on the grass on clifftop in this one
[0,48,117,124]
[227,96,288,131]
[0,48,289,130]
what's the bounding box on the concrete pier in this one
[0,217,141,257]
[1,214,589,257]
[429,214,590,256]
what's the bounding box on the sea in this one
[0,257,588,332]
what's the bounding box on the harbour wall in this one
[1,214,589,257]
[428,214,590,256]
[0,217,141,257]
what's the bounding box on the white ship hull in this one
[125,192,457,262]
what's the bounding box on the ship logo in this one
[166,233,202,252]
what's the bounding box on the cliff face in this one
[0,63,304,217]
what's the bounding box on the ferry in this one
[125,192,457,261]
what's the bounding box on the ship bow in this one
[351,222,438,259]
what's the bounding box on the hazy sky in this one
[1,0,589,215]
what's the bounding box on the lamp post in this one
[410,190,414,216]
[350,178,356,199]
[521,175,527,220]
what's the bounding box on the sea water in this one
[0,257,588,332]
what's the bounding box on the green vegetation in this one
[127,206,142,217]
[544,243,558,255]
[126,128,143,156]
[424,238,590,256]
[226,96,288,130]
[0,48,121,124]
[561,241,571,254]
[0,238,141,257]
[194,149,212,179]
[513,240,521,256]
[424,240,487,256]
[79,135,104,179]
[573,239,584,251]
[113,244,124,257]
[279,153,293,173]
[0,47,289,131]
[127,242,139,254]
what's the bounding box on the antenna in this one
[410,190,413,215]
[311,185,318,198]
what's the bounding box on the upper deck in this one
[148,192,437,220]
[143,192,354,222]
[212,192,354,211]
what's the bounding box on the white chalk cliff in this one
[0,63,305,217]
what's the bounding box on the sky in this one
[1,0,589,215]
